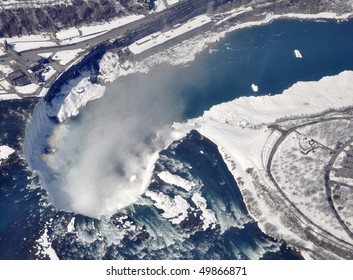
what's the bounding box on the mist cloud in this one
[45,67,184,218]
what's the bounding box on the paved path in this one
[265,114,353,250]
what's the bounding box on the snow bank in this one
[198,71,353,128]
[15,84,39,95]
[6,34,57,52]
[47,71,106,122]
[128,15,212,55]
[182,70,353,258]
[56,28,80,41]
[52,49,84,66]
[0,94,20,100]
[167,0,181,5]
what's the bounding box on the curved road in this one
[266,114,353,253]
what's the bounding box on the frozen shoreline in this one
[19,10,353,259]
[182,70,353,259]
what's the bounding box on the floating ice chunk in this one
[294,49,303,58]
[251,84,259,92]
[67,217,75,233]
[145,191,189,224]
[158,170,196,191]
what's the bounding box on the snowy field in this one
[271,132,350,242]
[181,70,353,258]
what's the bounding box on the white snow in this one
[215,7,254,26]
[47,71,106,122]
[294,49,303,58]
[167,0,181,5]
[41,66,56,82]
[52,49,84,66]
[0,79,12,91]
[0,63,14,75]
[176,70,353,257]
[129,15,212,55]
[56,28,80,41]
[14,84,39,95]
[158,170,196,191]
[0,145,15,164]
[6,35,57,52]
[154,0,166,12]
[197,71,353,127]
[0,93,20,100]
[38,52,53,59]
[104,15,145,30]
[35,226,59,260]
[79,25,106,37]
[67,217,76,233]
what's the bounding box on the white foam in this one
[0,145,15,163]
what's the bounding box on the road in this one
[0,0,212,98]
[265,113,353,253]
[325,136,353,239]
[1,0,210,62]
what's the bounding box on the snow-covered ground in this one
[6,34,57,52]
[47,71,105,122]
[166,0,181,5]
[128,15,212,55]
[12,6,353,259]
[15,84,39,95]
[52,49,84,66]
[0,79,12,94]
[195,71,353,127]
[41,66,57,82]
[1,14,144,52]
[176,70,353,258]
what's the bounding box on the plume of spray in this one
[44,69,184,218]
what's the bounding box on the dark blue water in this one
[142,19,353,119]
[2,19,353,259]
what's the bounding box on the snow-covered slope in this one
[181,70,353,258]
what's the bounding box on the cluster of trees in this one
[0,0,147,37]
